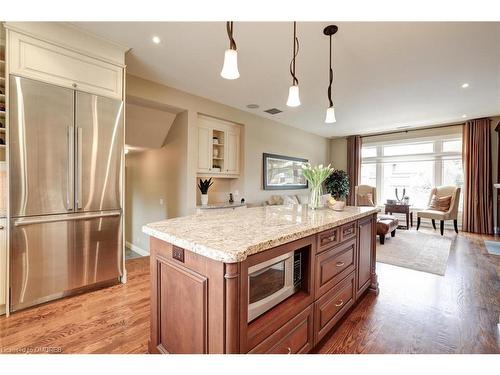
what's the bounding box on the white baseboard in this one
[126,241,150,256]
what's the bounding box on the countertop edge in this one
[143,208,379,263]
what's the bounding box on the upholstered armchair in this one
[354,185,377,206]
[355,185,399,244]
[416,186,461,235]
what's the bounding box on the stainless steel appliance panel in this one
[10,211,123,311]
[9,76,75,217]
[75,93,123,212]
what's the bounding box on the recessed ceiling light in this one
[152,36,161,44]
[246,104,259,109]
[461,83,469,88]
[462,114,467,118]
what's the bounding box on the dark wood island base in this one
[148,213,378,354]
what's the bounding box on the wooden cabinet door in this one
[357,216,373,296]
[197,124,212,173]
[0,218,6,308]
[225,128,240,175]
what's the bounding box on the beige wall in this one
[125,74,329,251]
[125,103,177,149]
[125,111,189,250]
[329,137,348,171]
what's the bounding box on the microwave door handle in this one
[249,267,272,277]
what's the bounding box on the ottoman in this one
[377,215,399,244]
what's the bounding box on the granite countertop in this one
[143,205,379,263]
[196,202,247,209]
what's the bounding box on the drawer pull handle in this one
[286,347,292,354]
[336,261,345,267]
[335,300,344,307]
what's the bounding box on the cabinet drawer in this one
[249,304,314,354]
[9,31,123,99]
[314,272,355,343]
[316,227,340,253]
[315,239,356,297]
[340,221,357,242]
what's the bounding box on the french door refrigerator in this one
[9,76,124,311]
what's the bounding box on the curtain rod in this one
[360,122,464,139]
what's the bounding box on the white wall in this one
[125,111,188,251]
[125,74,330,250]
[126,74,329,207]
[125,103,177,149]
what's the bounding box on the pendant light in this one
[286,22,301,107]
[324,25,338,123]
[221,21,240,80]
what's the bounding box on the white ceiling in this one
[74,22,500,137]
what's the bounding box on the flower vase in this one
[201,194,208,206]
[309,185,324,209]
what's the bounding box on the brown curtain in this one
[347,135,362,205]
[462,118,493,234]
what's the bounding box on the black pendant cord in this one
[327,34,333,107]
[289,21,299,86]
[226,21,237,50]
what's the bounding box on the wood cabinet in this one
[196,115,241,177]
[149,213,377,354]
[315,238,356,298]
[249,304,314,354]
[6,25,125,99]
[314,271,355,343]
[356,216,376,297]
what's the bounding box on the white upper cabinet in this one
[5,23,127,100]
[197,116,241,177]
[225,128,240,175]
[197,123,212,173]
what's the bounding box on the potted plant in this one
[301,164,334,209]
[198,178,214,206]
[325,169,349,200]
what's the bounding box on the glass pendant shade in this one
[220,49,240,80]
[325,106,336,123]
[286,85,301,107]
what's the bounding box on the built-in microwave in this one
[247,249,303,322]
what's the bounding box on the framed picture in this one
[263,153,309,190]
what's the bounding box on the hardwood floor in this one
[0,229,498,354]
[0,258,150,354]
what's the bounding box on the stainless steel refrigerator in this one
[9,76,124,311]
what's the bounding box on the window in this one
[360,135,463,210]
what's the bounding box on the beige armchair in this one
[354,185,377,206]
[416,186,461,235]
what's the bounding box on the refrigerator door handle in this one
[13,210,121,227]
[67,126,74,211]
[76,126,83,210]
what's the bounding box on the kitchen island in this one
[143,205,379,354]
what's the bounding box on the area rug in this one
[376,230,452,275]
[483,240,500,256]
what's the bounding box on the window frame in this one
[360,133,463,209]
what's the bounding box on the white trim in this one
[126,241,150,256]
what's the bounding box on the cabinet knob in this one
[286,347,292,354]
[72,83,77,88]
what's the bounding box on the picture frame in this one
[263,153,309,190]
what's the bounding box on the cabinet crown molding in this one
[4,22,129,67]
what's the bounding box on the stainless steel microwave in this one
[247,250,303,322]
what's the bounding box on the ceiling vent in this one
[264,108,283,115]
